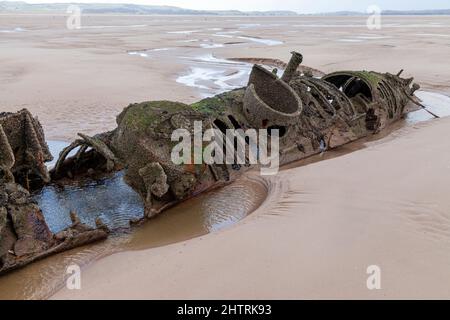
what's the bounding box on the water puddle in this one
[81,24,147,30]
[336,38,365,43]
[237,36,283,46]
[167,30,201,34]
[336,35,391,42]
[46,140,69,169]
[200,43,225,49]
[124,176,267,251]
[406,91,450,124]
[282,91,450,171]
[128,48,172,57]
[175,54,286,97]
[416,33,450,38]
[0,141,267,300]
[177,39,199,43]
[0,27,25,33]
[128,51,149,58]
[35,172,144,233]
[176,54,252,97]
[212,31,283,46]
[176,55,450,121]
[126,46,254,97]
[236,24,261,29]
[213,31,242,38]
[125,28,282,98]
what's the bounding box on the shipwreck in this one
[0,51,422,274]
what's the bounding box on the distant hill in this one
[0,1,298,15]
[381,9,450,15]
[0,1,449,16]
[312,9,450,16]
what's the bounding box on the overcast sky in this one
[10,0,450,14]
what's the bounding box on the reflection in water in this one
[34,172,144,233]
[123,177,267,251]
[38,141,145,233]
[236,36,283,46]
[175,55,282,98]
[176,54,252,97]
[406,91,450,124]
[0,140,267,299]
[0,177,266,300]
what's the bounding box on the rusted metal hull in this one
[0,52,421,274]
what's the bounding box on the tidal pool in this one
[0,141,267,300]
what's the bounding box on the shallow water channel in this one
[0,142,267,299]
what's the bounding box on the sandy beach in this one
[2,14,450,141]
[1,14,450,299]
[54,116,450,299]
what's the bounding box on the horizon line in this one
[1,1,450,15]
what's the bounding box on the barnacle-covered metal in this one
[0,51,421,274]
[0,109,52,188]
[0,110,109,275]
[52,52,420,218]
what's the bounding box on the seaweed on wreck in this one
[0,51,422,274]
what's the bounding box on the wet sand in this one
[0,174,266,299]
[1,14,450,299]
[54,117,450,299]
[2,14,450,140]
